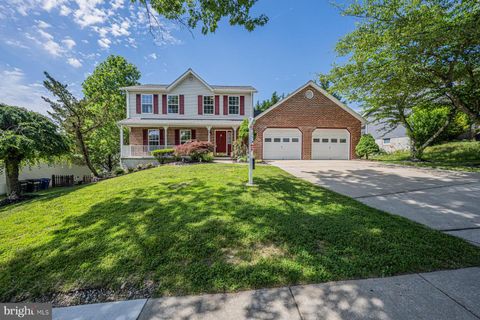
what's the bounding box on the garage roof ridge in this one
[255,80,366,124]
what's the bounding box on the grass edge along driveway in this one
[1,164,479,304]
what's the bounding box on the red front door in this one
[215,130,227,153]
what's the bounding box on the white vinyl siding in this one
[128,77,253,119]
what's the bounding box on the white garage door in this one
[311,129,350,160]
[263,128,302,160]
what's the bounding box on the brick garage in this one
[253,82,365,160]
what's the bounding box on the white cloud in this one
[36,28,64,56]
[5,39,29,49]
[37,19,51,29]
[67,57,82,68]
[0,67,50,114]
[59,4,71,15]
[148,53,157,60]
[73,0,107,28]
[62,38,76,49]
[97,37,111,49]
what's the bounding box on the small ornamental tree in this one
[0,104,69,199]
[356,134,380,159]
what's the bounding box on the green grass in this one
[372,141,480,172]
[1,164,479,302]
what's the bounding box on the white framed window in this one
[180,129,191,144]
[148,129,159,151]
[383,138,391,145]
[141,94,153,113]
[168,95,179,113]
[203,96,214,114]
[228,96,240,114]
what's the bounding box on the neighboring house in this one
[365,121,411,152]
[253,81,366,160]
[0,163,90,195]
[118,69,256,168]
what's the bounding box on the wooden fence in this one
[51,175,74,187]
[51,175,93,187]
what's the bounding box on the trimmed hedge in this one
[152,148,176,164]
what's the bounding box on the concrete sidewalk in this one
[53,267,480,320]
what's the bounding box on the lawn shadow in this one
[1,165,479,307]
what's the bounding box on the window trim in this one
[141,94,153,114]
[228,95,240,115]
[180,129,192,144]
[167,94,179,114]
[203,95,214,115]
[148,129,160,151]
[383,138,391,145]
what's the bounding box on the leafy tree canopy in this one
[82,55,141,172]
[0,104,69,198]
[255,91,285,114]
[139,0,268,34]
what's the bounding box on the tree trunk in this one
[107,154,113,172]
[76,129,99,177]
[5,159,21,200]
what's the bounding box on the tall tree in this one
[43,72,103,177]
[138,0,268,34]
[255,91,284,114]
[82,55,141,172]
[326,0,477,159]
[335,0,480,122]
[0,104,69,200]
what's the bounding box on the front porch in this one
[120,125,239,159]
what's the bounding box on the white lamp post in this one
[246,117,255,186]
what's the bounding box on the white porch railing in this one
[121,145,175,158]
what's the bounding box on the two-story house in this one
[118,69,256,168]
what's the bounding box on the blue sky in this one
[0,0,357,115]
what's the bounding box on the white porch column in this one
[232,127,238,142]
[207,126,212,142]
[119,125,124,155]
[163,126,168,148]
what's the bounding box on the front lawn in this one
[1,164,479,305]
[371,141,480,172]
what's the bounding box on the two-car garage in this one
[254,81,365,160]
[262,128,350,160]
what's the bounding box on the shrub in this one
[356,134,380,159]
[200,153,214,163]
[114,167,126,175]
[127,167,135,173]
[174,141,214,162]
[152,148,176,164]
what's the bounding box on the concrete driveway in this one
[269,160,480,245]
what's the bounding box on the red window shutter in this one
[192,129,196,140]
[159,128,164,145]
[153,94,159,114]
[214,95,220,115]
[136,94,141,113]
[179,95,185,114]
[240,96,245,115]
[162,94,167,114]
[143,129,148,145]
[223,95,228,115]
[174,129,180,145]
[198,95,203,115]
